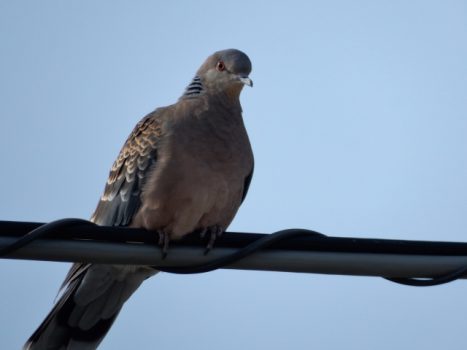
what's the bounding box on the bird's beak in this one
[238,75,253,87]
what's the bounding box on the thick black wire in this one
[0,218,94,256]
[154,229,326,274]
[0,218,466,286]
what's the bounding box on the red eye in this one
[216,61,225,71]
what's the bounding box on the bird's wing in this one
[91,111,163,226]
[24,110,164,350]
[62,110,164,290]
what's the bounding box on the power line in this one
[1,219,467,286]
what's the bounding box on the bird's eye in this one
[216,61,225,72]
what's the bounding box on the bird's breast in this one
[134,114,253,238]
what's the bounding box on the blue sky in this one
[1,1,467,349]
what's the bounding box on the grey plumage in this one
[24,49,254,350]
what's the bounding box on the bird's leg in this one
[203,225,224,255]
[157,230,170,259]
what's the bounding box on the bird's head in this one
[196,49,253,99]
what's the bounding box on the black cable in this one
[384,265,467,287]
[0,218,94,256]
[154,229,326,274]
[1,218,467,286]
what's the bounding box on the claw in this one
[204,226,224,255]
[157,230,170,259]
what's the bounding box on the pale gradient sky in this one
[1,1,467,349]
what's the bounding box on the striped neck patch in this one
[182,76,204,97]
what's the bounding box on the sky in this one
[1,0,467,349]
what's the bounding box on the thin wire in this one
[385,265,467,287]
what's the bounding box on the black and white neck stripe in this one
[182,76,204,98]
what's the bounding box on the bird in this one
[24,48,254,350]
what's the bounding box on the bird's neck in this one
[180,76,243,107]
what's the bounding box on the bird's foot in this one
[157,230,170,259]
[200,226,224,255]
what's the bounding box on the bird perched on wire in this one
[24,49,254,350]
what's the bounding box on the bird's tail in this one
[24,263,157,350]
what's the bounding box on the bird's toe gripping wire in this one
[157,230,170,259]
[200,225,224,255]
